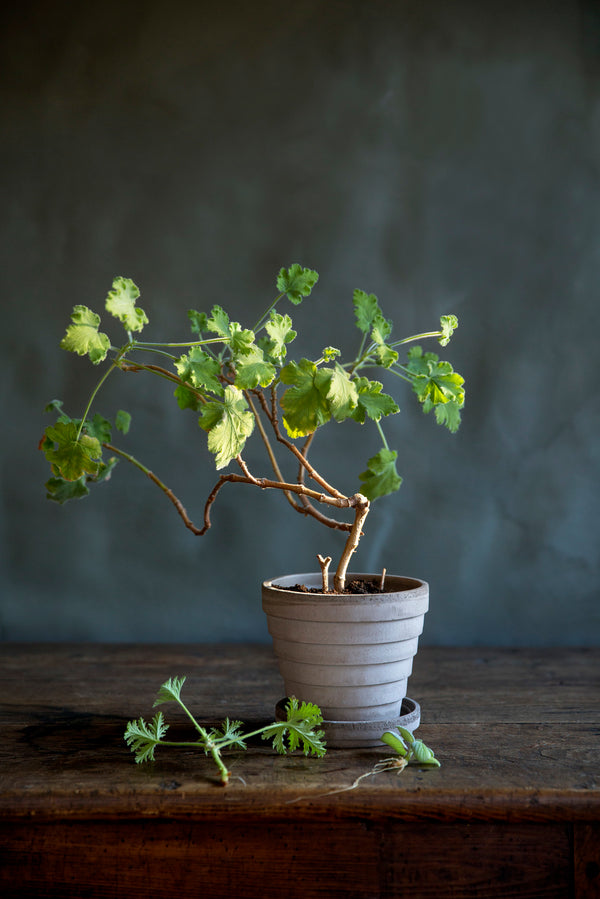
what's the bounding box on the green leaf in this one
[439,314,458,346]
[264,312,296,360]
[206,305,230,338]
[351,378,400,424]
[199,385,255,469]
[45,475,90,503]
[229,322,256,356]
[209,718,247,751]
[410,739,441,766]
[173,383,203,411]
[42,421,102,481]
[105,277,148,333]
[60,305,111,364]
[280,359,331,437]
[175,347,224,396]
[234,348,276,389]
[45,458,118,504]
[206,306,256,357]
[353,289,382,334]
[261,697,326,757]
[322,364,358,422]
[188,309,209,335]
[154,675,186,706]
[85,413,112,444]
[124,712,169,764]
[380,730,409,757]
[276,264,319,305]
[359,448,402,500]
[115,410,131,434]
[371,314,397,368]
[406,347,465,432]
[434,398,463,432]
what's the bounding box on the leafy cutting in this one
[124,676,326,785]
[40,266,465,592]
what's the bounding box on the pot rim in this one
[262,572,428,600]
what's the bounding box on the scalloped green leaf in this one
[276,264,319,304]
[175,347,224,396]
[280,359,331,437]
[198,385,254,469]
[60,306,110,364]
[42,420,102,481]
[105,277,148,332]
[351,378,400,424]
[358,448,402,500]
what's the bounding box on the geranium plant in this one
[40,265,465,592]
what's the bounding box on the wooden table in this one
[0,644,598,898]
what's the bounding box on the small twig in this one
[200,468,358,536]
[119,361,206,403]
[379,568,387,591]
[317,554,332,592]
[258,387,345,499]
[245,390,302,512]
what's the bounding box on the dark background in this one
[2,0,599,644]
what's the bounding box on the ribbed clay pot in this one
[262,572,428,723]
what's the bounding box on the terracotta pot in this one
[262,572,428,723]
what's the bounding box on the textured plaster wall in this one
[2,0,599,644]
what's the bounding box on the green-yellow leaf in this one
[42,421,102,481]
[359,448,402,500]
[234,348,276,389]
[323,364,358,422]
[280,359,331,437]
[60,305,110,364]
[439,314,458,347]
[352,378,400,424]
[265,312,296,360]
[175,347,224,396]
[105,277,148,332]
[206,305,230,338]
[229,322,256,356]
[406,347,465,432]
[198,385,254,469]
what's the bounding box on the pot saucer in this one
[275,696,420,749]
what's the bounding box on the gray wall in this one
[2,0,599,644]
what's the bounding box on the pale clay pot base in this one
[275,696,420,749]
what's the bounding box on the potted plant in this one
[40,265,465,745]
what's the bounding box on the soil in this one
[274,577,388,595]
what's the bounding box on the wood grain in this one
[0,644,598,897]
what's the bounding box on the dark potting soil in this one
[274,578,387,595]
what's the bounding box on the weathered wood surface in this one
[0,644,599,898]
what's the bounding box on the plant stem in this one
[244,391,300,511]
[334,494,370,592]
[375,420,389,450]
[102,443,204,535]
[389,330,442,347]
[252,292,285,332]
[134,337,228,348]
[76,360,121,440]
